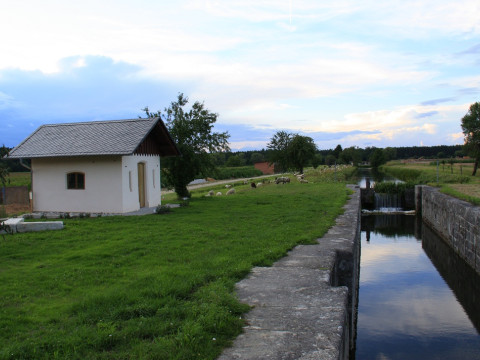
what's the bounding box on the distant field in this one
[4,172,30,188]
[0,172,351,359]
[383,160,480,204]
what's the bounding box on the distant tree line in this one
[211,144,465,169]
[0,145,30,172]
[0,143,466,175]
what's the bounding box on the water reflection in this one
[356,168,400,189]
[355,215,480,360]
[422,224,480,334]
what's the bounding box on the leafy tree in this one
[143,93,230,197]
[454,149,465,158]
[339,146,361,165]
[267,131,293,172]
[461,102,480,176]
[250,152,265,164]
[332,144,343,159]
[267,132,317,173]
[210,152,226,166]
[0,145,9,159]
[287,135,317,173]
[369,148,386,168]
[383,147,397,161]
[311,153,323,169]
[325,154,336,166]
[225,154,246,167]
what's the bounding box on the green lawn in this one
[3,172,31,188]
[382,160,480,204]
[0,179,350,360]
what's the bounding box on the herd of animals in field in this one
[205,173,308,197]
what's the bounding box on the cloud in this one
[0,91,19,110]
[1,2,478,150]
[458,87,479,95]
[415,111,439,118]
[0,56,180,147]
[420,98,455,106]
[187,0,359,23]
[449,132,464,143]
[457,43,480,55]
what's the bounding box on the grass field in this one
[2,172,31,188]
[0,176,350,359]
[382,160,480,204]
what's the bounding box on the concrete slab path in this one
[218,185,360,360]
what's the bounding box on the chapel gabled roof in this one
[7,117,180,159]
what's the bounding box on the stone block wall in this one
[419,185,480,275]
[253,161,275,175]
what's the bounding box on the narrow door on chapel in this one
[137,162,146,208]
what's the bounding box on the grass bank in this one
[2,172,31,188]
[382,160,480,204]
[0,178,350,359]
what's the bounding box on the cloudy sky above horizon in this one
[1,0,479,151]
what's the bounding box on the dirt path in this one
[163,174,275,194]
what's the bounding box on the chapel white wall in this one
[121,155,161,212]
[32,156,123,213]
[32,155,162,214]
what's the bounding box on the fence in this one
[0,186,30,205]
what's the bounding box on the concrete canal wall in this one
[418,185,480,276]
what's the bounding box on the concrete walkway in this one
[217,185,360,360]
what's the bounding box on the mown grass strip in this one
[0,180,349,360]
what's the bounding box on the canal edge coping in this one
[217,184,361,360]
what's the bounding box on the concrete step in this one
[2,217,63,234]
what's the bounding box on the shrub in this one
[374,181,414,195]
[155,205,171,214]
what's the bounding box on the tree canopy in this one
[461,101,480,175]
[267,131,317,173]
[369,148,386,168]
[143,93,230,197]
[266,131,292,172]
[287,135,317,173]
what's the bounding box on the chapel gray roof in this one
[7,117,180,158]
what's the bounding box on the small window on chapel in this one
[67,172,85,190]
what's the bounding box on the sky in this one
[1,0,479,151]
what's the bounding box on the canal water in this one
[354,170,480,359]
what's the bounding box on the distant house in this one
[7,118,180,214]
[254,161,275,175]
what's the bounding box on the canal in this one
[353,171,480,359]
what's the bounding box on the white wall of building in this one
[32,156,123,213]
[31,155,161,213]
[121,155,161,212]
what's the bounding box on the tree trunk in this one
[175,182,191,199]
[472,159,478,176]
